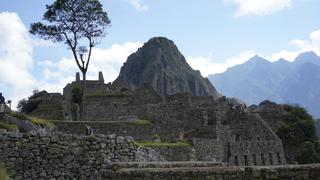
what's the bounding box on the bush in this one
[71,87,82,104]
[17,98,40,114]
[277,105,320,164]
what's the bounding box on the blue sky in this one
[0,0,319,107]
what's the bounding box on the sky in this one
[0,0,320,108]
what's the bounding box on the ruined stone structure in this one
[0,131,139,179]
[41,72,287,166]
[0,131,317,180]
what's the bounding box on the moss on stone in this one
[0,122,17,130]
[10,111,28,120]
[0,164,8,180]
[130,120,153,126]
[28,116,55,128]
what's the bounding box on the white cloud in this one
[225,0,292,17]
[0,12,142,109]
[265,29,320,61]
[126,0,148,12]
[0,12,37,108]
[38,42,143,92]
[189,29,320,77]
[187,51,256,76]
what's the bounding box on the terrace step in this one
[112,161,224,170]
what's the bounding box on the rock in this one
[112,37,220,98]
[52,169,61,177]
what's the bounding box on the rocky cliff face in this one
[113,37,220,98]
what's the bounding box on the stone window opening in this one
[265,136,270,140]
[276,152,281,164]
[207,118,214,126]
[257,137,260,141]
[261,154,265,165]
[253,154,257,165]
[269,153,273,165]
[234,155,239,166]
[244,155,248,166]
[235,134,240,141]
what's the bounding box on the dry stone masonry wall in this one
[0,131,138,179]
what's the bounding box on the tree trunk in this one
[80,71,87,121]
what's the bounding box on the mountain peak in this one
[147,37,174,44]
[294,51,320,66]
[112,37,220,98]
[246,55,270,66]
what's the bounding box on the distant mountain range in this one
[209,51,320,118]
[113,37,220,98]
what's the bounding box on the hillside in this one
[113,37,220,98]
[209,51,320,118]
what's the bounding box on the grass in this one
[10,111,28,120]
[0,122,17,130]
[0,164,8,180]
[28,116,55,128]
[134,141,191,147]
[130,120,153,125]
[10,111,56,128]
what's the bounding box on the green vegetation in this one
[131,120,153,126]
[10,111,28,120]
[10,111,55,128]
[17,91,46,113]
[71,87,83,104]
[0,165,8,180]
[28,116,55,128]
[134,141,191,147]
[0,122,17,130]
[315,119,320,139]
[277,105,320,164]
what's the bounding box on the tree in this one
[277,105,320,164]
[30,0,110,90]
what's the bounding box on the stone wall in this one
[53,121,156,141]
[0,131,138,179]
[112,163,320,180]
[228,140,286,166]
[144,146,192,161]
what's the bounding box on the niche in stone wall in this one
[269,153,273,165]
[253,154,257,165]
[235,134,240,141]
[261,154,265,165]
[276,152,281,164]
[244,155,248,166]
[234,155,239,166]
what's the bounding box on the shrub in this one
[277,104,320,164]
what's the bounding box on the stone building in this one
[55,72,286,166]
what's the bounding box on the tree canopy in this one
[277,105,320,164]
[30,0,110,81]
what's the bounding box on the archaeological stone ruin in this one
[2,37,317,179]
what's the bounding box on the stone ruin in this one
[32,72,287,167]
